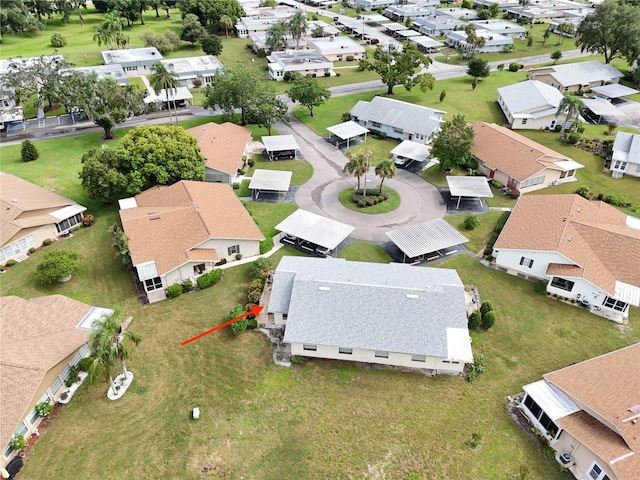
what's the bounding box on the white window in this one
[371,121,381,128]
[303,344,316,351]
[411,354,426,362]
[338,347,353,355]
[0,235,36,261]
[521,118,528,125]
[520,175,545,188]
[588,462,610,480]
[56,213,83,232]
[550,277,574,292]
[602,296,627,312]
[613,160,627,171]
[144,276,162,291]
[374,351,389,358]
[519,256,534,268]
[227,245,240,256]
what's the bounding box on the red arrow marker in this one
[181,305,264,346]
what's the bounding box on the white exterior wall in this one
[321,51,365,62]
[553,431,618,480]
[611,160,640,178]
[205,166,234,184]
[197,238,261,261]
[163,261,217,287]
[290,343,465,375]
[493,249,568,281]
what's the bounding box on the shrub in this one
[248,287,263,304]
[603,194,630,207]
[43,239,52,246]
[554,124,562,132]
[369,130,387,140]
[192,78,202,88]
[196,269,222,289]
[534,281,547,295]
[324,71,331,77]
[215,258,227,266]
[247,157,255,167]
[51,32,67,47]
[36,250,81,284]
[167,283,182,298]
[249,278,265,291]
[341,112,352,122]
[237,168,245,175]
[481,311,496,330]
[28,247,36,254]
[508,62,521,72]
[181,280,194,293]
[283,71,300,82]
[82,214,95,227]
[228,304,248,334]
[567,133,581,144]
[543,445,556,459]
[577,123,586,134]
[463,215,479,231]
[235,253,243,260]
[490,179,504,189]
[346,55,354,61]
[21,139,39,162]
[78,357,93,372]
[493,211,510,233]
[260,237,274,254]
[468,310,482,330]
[35,401,54,418]
[6,259,17,267]
[480,301,493,316]
[291,355,306,365]
[140,31,180,54]
[246,318,258,329]
[251,257,273,279]
[232,182,240,189]
[9,434,27,451]
[467,352,486,383]
[576,185,590,199]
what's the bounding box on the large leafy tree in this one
[288,11,308,50]
[1,54,68,109]
[556,94,584,134]
[359,41,434,95]
[180,13,207,44]
[149,62,179,125]
[466,57,490,81]
[203,65,266,125]
[36,250,82,284]
[576,0,640,65]
[0,1,46,36]
[177,0,244,31]
[201,34,223,55]
[266,20,289,52]
[430,114,475,171]
[219,14,235,38]
[287,75,331,117]
[375,160,396,194]
[79,147,127,205]
[249,87,288,135]
[343,152,369,191]
[79,77,145,139]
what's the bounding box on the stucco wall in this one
[554,431,618,480]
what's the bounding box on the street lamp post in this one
[362,149,372,201]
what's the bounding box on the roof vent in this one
[11,198,18,203]
[629,405,640,414]
[567,235,572,242]
[150,215,161,221]
[318,286,330,291]
[576,206,581,212]
[406,294,419,299]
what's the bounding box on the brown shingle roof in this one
[545,343,640,454]
[0,173,80,245]
[0,295,96,453]
[494,194,640,294]
[186,122,251,176]
[120,181,263,275]
[471,122,572,182]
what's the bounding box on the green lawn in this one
[444,211,505,255]
[338,186,401,214]
[246,155,314,186]
[243,202,298,238]
[338,241,393,263]
[345,136,399,166]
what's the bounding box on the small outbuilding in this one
[326,121,369,149]
[446,175,494,209]
[276,209,354,257]
[100,47,163,74]
[386,218,469,262]
[249,169,293,200]
[262,135,300,161]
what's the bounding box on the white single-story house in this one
[497,80,570,130]
[0,55,65,78]
[413,16,469,37]
[306,36,365,62]
[435,7,479,21]
[235,16,279,38]
[472,122,584,193]
[447,29,513,53]
[1,173,87,264]
[67,64,128,85]
[493,194,640,323]
[472,19,528,38]
[529,60,624,93]
[267,257,473,374]
[159,56,223,87]
[352,0,399,12]
[1,295,114,468]
[267,50,334,81]
[519,343,640,480]
[548,17,581,37]
[384,4,434,22]
[350,96,445,144]
[610,131,640,178]
[250,32,297,53]
[119,181,264,302]
[186,122,252,184]
[100,47,163,74]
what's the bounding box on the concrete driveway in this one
[275,114,446,242]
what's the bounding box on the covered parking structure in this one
[362,14,389,25]
[391,140,434,169]
[386,218,469,263]
[262,135,300,161]
[249,169,292,200]
[384,22,408,36]
[591,84,640,104]
[276,209,354,257]
[581,98,624,125]
[327,121,369,149]
[410,35,444,53]
[446,175,493,210]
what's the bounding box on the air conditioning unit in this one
[559,452,571,465]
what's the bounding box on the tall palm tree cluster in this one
[343,152,396,195]
[93,11,128,50]
[265,11,308,52]
[149,63,180,125]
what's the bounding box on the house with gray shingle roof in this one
[497,80,570,130]
[267,257,473,374]
[610,132,640,179]
[529,60,624,93]
[349,96,445,144]
[493,194,640,323]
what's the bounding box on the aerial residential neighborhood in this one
[0,0,639,479]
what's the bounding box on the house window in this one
[338,347,353,355]
[56,213,83,233]
[411,354,426,362]
[613,161,627,171]
[567,169,575,177]
[588,463,611,480]
[602,296,627,312]
[303,344,317,351]
[521,118,528,125]
[519,256,534,268]
[393,127,403,134]
[374,351,389,358]
[193,263,206,275]
[520,175,545,188]
[0,235,36,262]
[144,276,162,291]
[560,171,567,179]
[550,277,574,292]
[523,393,560,437]
[371,121,381,128]
[227,245,240,256]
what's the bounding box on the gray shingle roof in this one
[498,80,564,118]
[268,257,469,358]
[612,131,640,162]
[350,96,445,138]
[530,60,623,87]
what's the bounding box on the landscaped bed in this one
[338,186,400,214]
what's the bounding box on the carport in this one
[410,36,444,53]
[591,84,639,104]
[249,169,292,200]
[386,218,469,263]
[397,29,421,39]
[446,175,493,209]
[276,209,355,257]
[391,140,433,168]
[262,135,300,161]
[384,22,408,36]
[362,14,389,26]
[581,98,624,125]
[327,121,369,149]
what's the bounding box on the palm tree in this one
[149,62,179,125]
[557,94,584,134]
[266,20,289,52]
[288,11,308,50]
[93,11,123,49]
[219,14,235,38]
[375,160,396,194]
[343,152,368,192]
[88,310,142,392]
